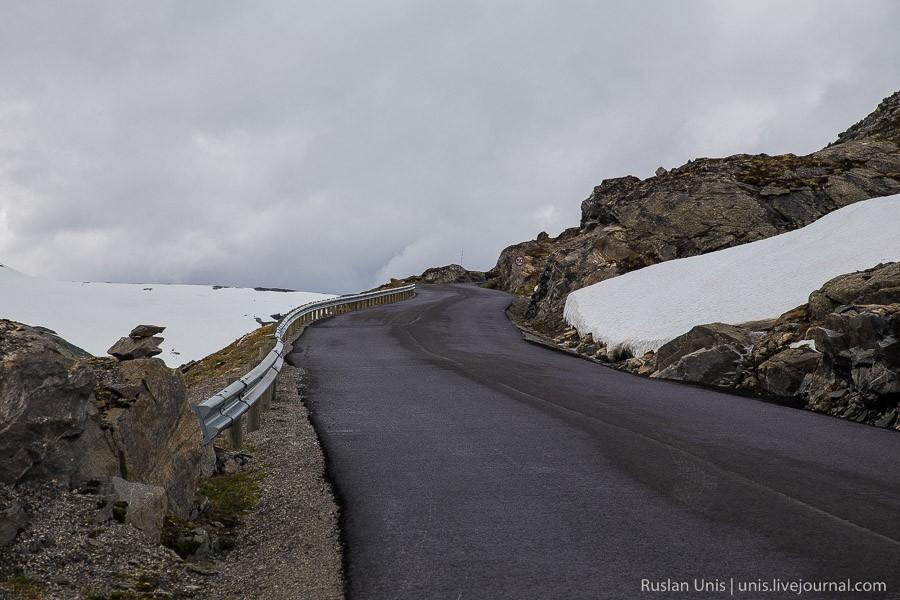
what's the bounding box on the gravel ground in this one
[208,362,344,600]
[0,482,207,599]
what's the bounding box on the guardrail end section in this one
[192,404,214,445]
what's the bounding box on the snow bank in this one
[0,265,334,366]
[563,195,900,357]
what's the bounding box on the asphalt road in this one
[288,284,900,600]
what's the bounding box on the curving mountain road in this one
[288,284,900,600]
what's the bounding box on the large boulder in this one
[0,320,100,485]
[651,323,753,388]
[655,323,753,372]
[112,476,168,543]
[756,348,822,397]
[0,320,213,518]
[106,359,215,516]
[807,262,900,320]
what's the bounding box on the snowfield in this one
[564,195,900,358]
[0,265,334,366]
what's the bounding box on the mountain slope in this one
[491,91,900,331]
[563,195,900,357]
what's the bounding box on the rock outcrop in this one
[383,263,488,288]
[0,320,213,536]
[642,263,900,427]
[489,91,900,331]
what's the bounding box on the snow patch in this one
[789,339,818,352]
[0,266,334,366]
[564,195,900,358]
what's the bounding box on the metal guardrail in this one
[193,284,416,445]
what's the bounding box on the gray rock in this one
[129,324,166,339]
[111,476,167,543]
[655,323,753,373]
[0,500,27,547]
[653,345,747,388]
[757,348,821,397]
[655,166,668,177]
[0,320,97,485]
[108,335,164,360]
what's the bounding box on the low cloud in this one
[0,1,897,293]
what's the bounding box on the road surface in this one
[288,284,900,599]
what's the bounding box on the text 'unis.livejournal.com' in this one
[640,577,889,596]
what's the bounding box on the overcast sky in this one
[0,1,898,293]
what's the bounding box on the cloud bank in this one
[1,1,898,292]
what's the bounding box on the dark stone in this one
[653,345,747,388]
[0,501,27,547]
[757,348,821,397]
[107,336,164,360]
[129,324,165,339]
[655,323,753,373]
[112,500,128,523]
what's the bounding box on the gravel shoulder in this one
[207,361,344,600]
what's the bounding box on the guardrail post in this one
[248,401,260,432]
[262,383,272,410]
[230,416,243,449]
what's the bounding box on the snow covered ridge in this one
[563,195,900,358]
[0,265,334,367]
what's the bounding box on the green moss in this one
[182,324,275,389]
[85,570,172,600]
[734,153,868,189]
[86,592,171,600]
[199,469,267,527]
[1,574,43,600]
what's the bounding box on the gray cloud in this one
[1,1,898,293]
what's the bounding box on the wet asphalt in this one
[288,284,900,600]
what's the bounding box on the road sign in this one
[515,256,525,267]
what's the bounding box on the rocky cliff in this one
[492,91,900,331]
